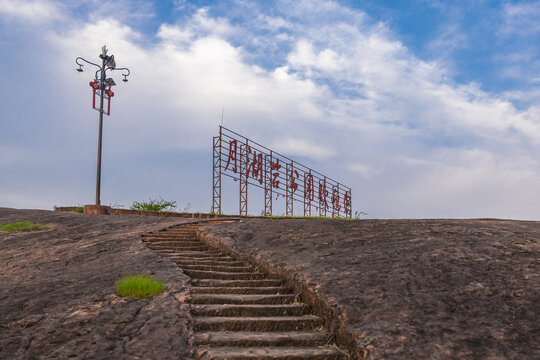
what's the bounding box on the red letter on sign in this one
[319,179,329,209]
[271,158,281,189]
[224,140,238,173]
[290,168,299,194]
[332,186,341,212]
[304,172,314,201]
[249,151,263,184]
[344,191,351,216]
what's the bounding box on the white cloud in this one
[157,24,193,44]
[0,0,62,22]
[501,1,540,35]
[388,148,540,219]
[271,137,336,161]
[86,0,156,26]
[157,7,236,44]
[347,163,379,179]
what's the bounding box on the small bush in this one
[115,275,165,300]
[130,197,177,212]
[0,221,45,233]
[75,207,84,213]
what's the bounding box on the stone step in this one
[174,258,238,264]
[191,286,291,295]
[158,250,223,257]
[145,242,203,248]
[142,239,201,245]
[175,259,245,266]
[165,226,199,230]
[193,279,284,288]
[191,304,309,317]
[180,265,253,273]
[195,331,331,347]
[149,245,210,251]
[196,346,348,360]
[144,233,196,238]
[193,315,323,331]
[156,249,219,254]
[169,253,232,258]
[145,236,197,241]
[144,235,196,239]
[161,225,199,229]
[190,294,296,305]
[184,270,276,280]
[161,232,200,241]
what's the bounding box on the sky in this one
[0,0,539,220]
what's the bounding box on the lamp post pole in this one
[76,46,131,206]
[96,56,106,205]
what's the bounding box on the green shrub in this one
[75,207,84,213]
[0,221,45,233]
[130,198,177,212]
[115,275,165,300]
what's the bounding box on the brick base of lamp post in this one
[83,205,112,215]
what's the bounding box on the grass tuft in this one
[115,275,166,300]
[130,197,177,212]
[0,221,46,233]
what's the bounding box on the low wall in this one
[54,207,233,219]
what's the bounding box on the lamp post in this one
[75,46,130,206]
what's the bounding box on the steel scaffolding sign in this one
[212,126,352,218]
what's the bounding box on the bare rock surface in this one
[203,218,540,359]
[0,208,195,360]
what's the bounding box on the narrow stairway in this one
[142,222,349,360]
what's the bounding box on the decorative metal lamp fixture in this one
[75,46,131,206]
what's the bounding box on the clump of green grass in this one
[115,275,166,300]
[0,221,46,233]
[130,197,177,212]
[74,207,84,213]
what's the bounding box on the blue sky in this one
[1,0,539,219]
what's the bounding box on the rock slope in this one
[203,218,540,359]
[0,208,195,359]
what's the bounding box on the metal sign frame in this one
[212,126,352,218]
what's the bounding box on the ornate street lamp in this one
[75,46,131,206]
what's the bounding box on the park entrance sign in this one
[212,126,352,218]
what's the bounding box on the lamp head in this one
[76,65,83,72]
[104,78,116,87]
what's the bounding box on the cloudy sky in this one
[1,0,539,219]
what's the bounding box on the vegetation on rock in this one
[130,198,177,212]
[115,275,165,300]
[0,221,46,232]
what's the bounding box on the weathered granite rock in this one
[0,208,195,360]
[3,208,538,359]
[203,218,540,360]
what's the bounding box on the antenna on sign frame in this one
[221,108,224,127]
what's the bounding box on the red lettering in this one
[304,172,314,201]
[319,179,328,209]
[332,186,341,212]
[224,140,238,173]
[249,151,263,185]
[344,191,351,216]
[271,159,282,189]
[290,168,299,194]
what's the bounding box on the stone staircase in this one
[142,222,349,360]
